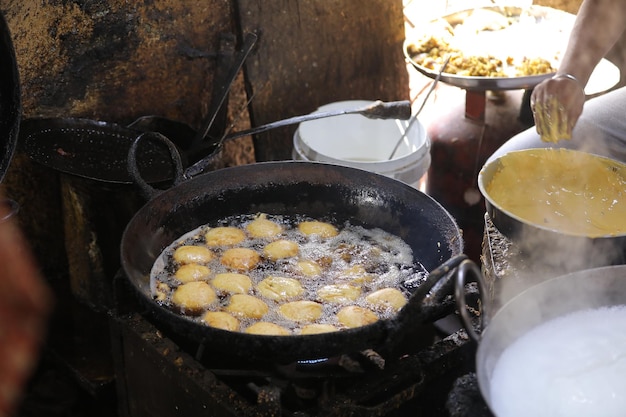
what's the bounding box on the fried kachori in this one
[151,213,425,335]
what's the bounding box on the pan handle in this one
[455,259,488,341]
[127,132,185,200]
[386,254,467,340]
[406,254,469,306]
[385,255,487,348]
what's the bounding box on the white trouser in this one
[488,85,626,163]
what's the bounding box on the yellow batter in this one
[485,149,626,237]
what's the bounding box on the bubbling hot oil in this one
[150,214,427,334]
[489,305,626,417]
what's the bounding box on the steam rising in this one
[488,200,624,316]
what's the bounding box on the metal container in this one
[470,265,626,417]
[478,148,626,269]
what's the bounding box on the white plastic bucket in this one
[292,100,430,191]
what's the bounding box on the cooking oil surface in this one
[150,213,427,335]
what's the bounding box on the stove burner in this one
[109,267,483,417]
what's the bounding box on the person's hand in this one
[530,74,586,143]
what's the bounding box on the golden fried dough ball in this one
[300,323,338,335]
[225,294,269,319]
[246,213,283,238]
[154,281,170,302]
[317,283,361,303]
[263,239,299,261]
[171,281,217,315]
[220,247,261,271]
[211,272,253,294]
[245,322,291,336]
[340,264,367,277]
[295,259,322,277]
[365,288,408,312]
[174,263,211,283]
[257,276,304,301]
[202,311,240,331]
[339,265,374,284]
[173,245,214,264]
[298,221,338,238]
[205,226,246,247]
[278,300,323,322]
[337,305,378,328]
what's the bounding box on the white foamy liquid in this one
[490,305,626,417]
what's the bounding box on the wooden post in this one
[236,0,410,161]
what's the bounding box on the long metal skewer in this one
[220,100,412,143]
[387,55,451,160]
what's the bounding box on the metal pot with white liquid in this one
[456,263,626,417]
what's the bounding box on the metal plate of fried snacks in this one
[404,6,576,90]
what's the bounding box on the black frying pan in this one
[0,11,20,183]
[18,117,192,184]
[19,99,411,185]
[120,160,464,363]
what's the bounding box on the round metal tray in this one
[404,6,576,91]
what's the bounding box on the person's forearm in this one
[558,0,626,85]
